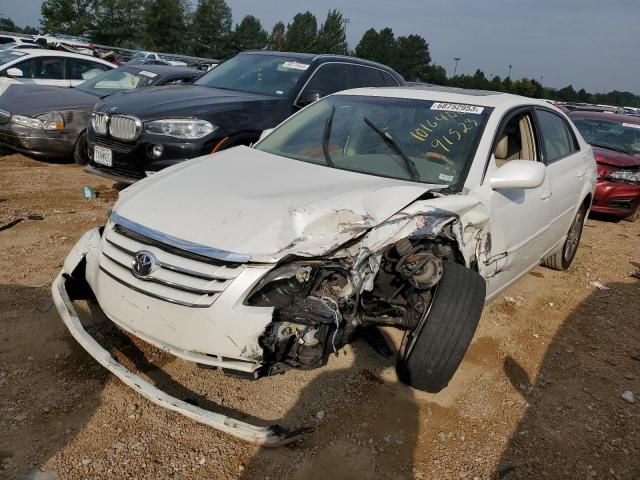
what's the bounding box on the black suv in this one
[85,50,405,183]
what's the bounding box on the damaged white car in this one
[52,86,596,445]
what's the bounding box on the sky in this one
[2,0,639,94]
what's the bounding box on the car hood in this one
[593,146,640,168]
[113,146,437,262]
[96,85,280,120]
[0,84,98,115]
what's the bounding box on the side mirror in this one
[258,128,274,141]
[295,90,324,108]
[489,160,546,190]
[6,67,23,78]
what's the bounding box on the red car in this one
[570,111,640,221]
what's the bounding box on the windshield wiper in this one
[321,106,336,168]
[363,117,420,181]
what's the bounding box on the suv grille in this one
[92,112,108,134]
[99,223,245,308]
[109,115,141,141]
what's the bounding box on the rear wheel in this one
[542,204,586,271]
[74,131,88,165]
[396,262,486,393]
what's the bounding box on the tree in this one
[93,0,142,47]
[268,21,286,51]
[423,64,447,85]
[354,27,397,66]
[393,34,430,81]
[232,15,268,53]
[190,0,233,58]
[41,0,95,35]
[0,17,19,32]
[284,11,317,53]
[141,0,188,53]
[316,9,347,55]
[22,26,40,35]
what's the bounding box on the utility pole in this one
[453,57,461,76]
[507,64,512,78]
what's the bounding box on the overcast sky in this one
[3,0,639,94]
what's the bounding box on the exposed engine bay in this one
[245,229,463,377]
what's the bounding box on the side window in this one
[300,63,348,98]
[347,65,386,88]
[536,110,576,163]
[67,59,110,80]
[163,76,195,85]
[492,111,537,168]
[381,71,400,86]
[0,37,13,45]
[15,57,65,79]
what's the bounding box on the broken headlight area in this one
[245,235,463,377]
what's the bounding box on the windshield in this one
[76,68,158,96]
[195,54,309,97]
[572,117,640,155]
[256,95,491,187]
[0,50,26,66]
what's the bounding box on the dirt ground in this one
[0,152,639,480]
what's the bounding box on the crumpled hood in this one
[113,146,437,262]
[96,85,279,120]
[593,146,640,168]
[0,84,97,115]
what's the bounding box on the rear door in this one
[10,56,69,88]
[66,58,111,85]
[534,108,584,247]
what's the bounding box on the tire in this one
[542,204,586,271]
[624,205,639,223]
[74,131,88,165]
[396,261,486,393]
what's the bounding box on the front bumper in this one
[592,179,640,218]
[0,123,77,158]
[51,230,311,445]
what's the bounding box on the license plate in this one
[94,146,112,167]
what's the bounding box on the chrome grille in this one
[99,223,245,308]
[109,114,141,141]
[0,109,10,124]
[92,112,108,134]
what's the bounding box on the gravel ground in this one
[0,152,638,480]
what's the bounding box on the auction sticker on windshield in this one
[281,61,310,71]
[94,146,112,167]
[139,70,158,78]
[431,102,484,114]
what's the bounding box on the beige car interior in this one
[494,113,537,167]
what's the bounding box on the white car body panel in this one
[53,86,596,444]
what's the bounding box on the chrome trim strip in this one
[101,251,223,295]
[109,211,250,263]
[105,237,229,281]
[99,266,210,308]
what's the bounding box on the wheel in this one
[396,261,486,393]
[74,131,88,165]
[542,204,586,271]
[624,205,639,222]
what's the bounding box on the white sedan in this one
[0,49,114,95]
[53,86,596,445]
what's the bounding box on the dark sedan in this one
[570,111,640,221]
[0,65,202,163]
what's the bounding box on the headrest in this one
[494,134,509,160]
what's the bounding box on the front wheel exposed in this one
[542,204,586,271]
[74,131,88,165]
[396,261,486,393]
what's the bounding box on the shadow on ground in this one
[495,277,640,479]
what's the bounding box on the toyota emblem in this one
[131,250,157,277]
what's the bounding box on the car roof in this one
[334,84,555,109]
[7,48,114,65]
[569,110,640,125]
[122,64,200,76]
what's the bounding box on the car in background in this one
[0,34,36,46]
[127,51,187,67]
[570,111,640,221]
[86,50,404,182]
[54,87,595,444]
[0,65,201,163]
[0,49,114,95]
[0,42,42,50]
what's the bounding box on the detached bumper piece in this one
[52,270,312,446]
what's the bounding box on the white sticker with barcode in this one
[139,70,158,78]
[431,102,484,114]
[622,122,640,130]
[281,61,310,71]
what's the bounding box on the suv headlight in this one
[10,112,64,131]
[606,169,640,184]
[144,119,217,139]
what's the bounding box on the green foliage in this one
[316,10,347,55]
[232,15,268,53]
[141,0,188,53]
[0,17,19,32]
[268,21,286,51]
[22,26,40,35]
[354,27,398,67]
[284,12,317,53]
[93,0,141,48]
[394,35,431,81]
[41,0,95,36]
[191,0,233,58]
